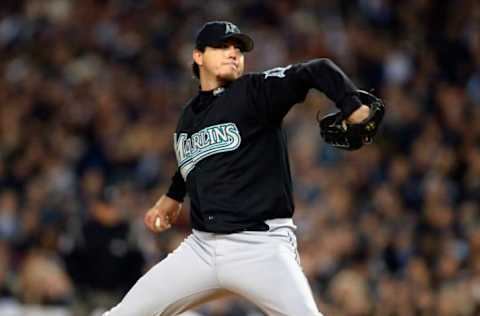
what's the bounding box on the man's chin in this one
[217,72,241,82]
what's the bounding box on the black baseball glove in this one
[318,90,385,150]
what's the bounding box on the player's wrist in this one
[346,105,370,124]
[154,195,182,211]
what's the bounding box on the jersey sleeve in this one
[247,58,362,126]
[166,102,191,203]
[166,169,186,202]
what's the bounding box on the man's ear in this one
[192,49,203,67]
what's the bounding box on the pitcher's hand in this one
[144,195,182,233]
[346,104,370,124]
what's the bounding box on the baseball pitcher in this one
[104,21,384,316]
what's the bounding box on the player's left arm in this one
[248,58,368,125]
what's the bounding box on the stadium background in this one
[1,0,480,315]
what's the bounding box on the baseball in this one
[155,217,161,230]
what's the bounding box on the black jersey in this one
[166,58,361,233]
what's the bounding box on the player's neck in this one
[199,75,224,92]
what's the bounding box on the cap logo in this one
[225,22,238,34]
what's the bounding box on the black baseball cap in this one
[195,21,254,52]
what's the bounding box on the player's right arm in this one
[144,170,186,233]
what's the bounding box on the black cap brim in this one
[222,33,254,52]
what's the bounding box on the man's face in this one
[197,39,245,81]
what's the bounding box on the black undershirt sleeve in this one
[166,169,186,202]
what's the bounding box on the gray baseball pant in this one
[103,219,323,316]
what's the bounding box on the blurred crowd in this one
[1,0,480,315]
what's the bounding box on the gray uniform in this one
[103,219,322,316]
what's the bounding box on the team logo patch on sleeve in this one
[263,65,292,79]
[174,123,242,179]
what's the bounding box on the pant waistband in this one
[265,218,296,231]
[192,218,296,235]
